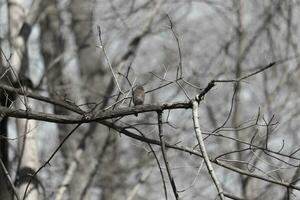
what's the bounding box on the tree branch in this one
[192,100,225,200]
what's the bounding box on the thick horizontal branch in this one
[0,84,85,114]
[0,102,192,124]
[0,106,82,123]
[94,102,191,119]
[2,93,298,192]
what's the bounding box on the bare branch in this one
[192,100,225,200]
[157,111,179,199]
[0,158,20,200]
[23,124,82,200]
[97,25,124,94]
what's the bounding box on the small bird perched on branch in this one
[132,85,145,116]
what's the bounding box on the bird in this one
[132,85,145,116]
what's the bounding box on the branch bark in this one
[192,100,225,200]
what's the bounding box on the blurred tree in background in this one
[1,0,300,199]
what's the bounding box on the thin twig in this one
[126,126,167,199]
[157,111,179,199]
[0,158,20,200]
[166,14,182,79]
[100,120,300,192]
[97,25,124,94]
[177,159,204,193]
[23,123,82,200]
[215,54,300,83]
[176,81,191,101]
